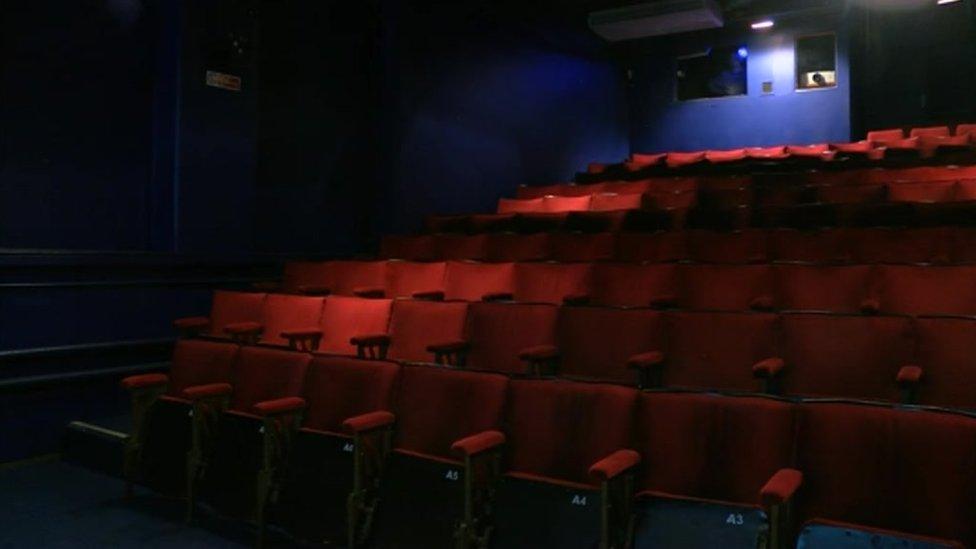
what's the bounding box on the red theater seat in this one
[516,183,594,199]
[549,232,616,262]
[867,128,906,145]
[768,229,850,262]
[282,261,387,296]
[379,235,436,261]
[774,264,874,313]
[816,183,886,204]
[795,403,976,548]
[542,195,592,213]
[666,151,706,168]
[354,299,468,363]
[912,317,976,408]
[283,296,393,355]
[245,294,325,347]
[383,260,447,298]
[951,227,976,263]
[630,152,666,167]
[489,379,638,548]
[271,356,400,543]
[175,290,267,338]
[615,232,688,262]
[441,261,515,302]
[788,144,831,158]
[910,126,950,139]
[874,265,976,316]
[645,311,778,391]
[686,230,768,263]
[771,313,914,401]
[887,181,958,203]
[850,227,953,264]
[589,192,645,212]
[632,393,797,548]
[368,366,509,547]
[589,263,678,308]
[746,146,790,160]
[679,264,775,312]
[483,233,551,262]
[513,262,593,305]
[431,234,488,261]
[498,197,545,214]
[467,213,518,233]
[433,302,558,374]
[705,149,747,164]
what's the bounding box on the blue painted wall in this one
[627,16,851,153]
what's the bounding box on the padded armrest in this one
[589,449,641,482]
[297,284,331,296]
[518,345,560,361]
[182,382,233,401]
[627,351,664,370]
[253,396,307,417]
[649,294,678,309]
[281,328,323,339]
[562,293,591,306]
[353,287,386,299]
[897,365,924,385]
[860,298,880,315]
[350,333,391,346]
[174,316,210,331]
[752,357,786,378]
[412,290,446,301]
[760,468,803,507]
[121,373,168,391]
[750,295,775,311]
[427,340,470,354]
[224,322,263,336]
[343,411,396,434]
[451,430,506,458]
[482,292,514,302]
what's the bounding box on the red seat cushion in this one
[318,297,393,355]
[465,302,559,374]
[774,264,872,313]
[442,261,515,302]
[549,233,616,262]
[260,294,326,346]
[167,340,240,397]
[679,264,774,311]
[300,356,399,433]
[504,379,637,485]
[590,263,678,308]
[914,317,976,408]
[385,261,447,298]
[483,233,551,262]
[387,300,469,363]
[875,265,976,316]
[230,346,311,412]
[513,263,593,305]
[393,366,509,460]
[209,291,267,337]
[663,311,778,392]
[779,313,913,401]
[557,307,664,383]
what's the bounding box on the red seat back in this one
[513,263,593,305]
[379,235,436,261]
[549,233,616,262]
[230,346,311,413]
[589,192,645,212]
[465,302,558,374]
[281,260,386,296]
[260,294,326,346]
[851,228,952,264]
[504,379,637,486]
[393,366,509,460]
[300,356,399,434]
[664,311,778,392]
[910,126,950,139]
[779,313,913,400]
[636,393,795,505]
[210,291,267,336]
[913,317,976,408]
[167,340,239,397]
[431,234,489,261]
[442,261,515,302]
[774,264,872,313]
[557,307,663,383]
[385,261,447,298]
[868,128,906,144]
[615,232,687,262]
[318,296,393,355]
[875,265,976,316]
[887,181,958,203]
[679,264,774,311]
[387,300,469,363]
[686,230,768,263]
[768,229,850,262]
[590,263,678,308]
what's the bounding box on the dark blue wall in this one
[627,16,851,153]
[373,2,630,234]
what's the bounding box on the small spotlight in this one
[737,47,749,59]
[751,20,774,30]
[937,0,961,5]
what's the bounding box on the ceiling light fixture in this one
[751,20,774,30]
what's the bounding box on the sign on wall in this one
[205,70,242,92]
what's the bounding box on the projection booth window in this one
[676,45,748,101]
[796,33,837,90]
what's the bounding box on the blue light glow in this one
[737,47,749,59]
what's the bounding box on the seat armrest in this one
[413,290,446,301]
[181,382,233,401]
[451,430,506,458]
[353,287,386,299]
[752,357,785,378]
[121,373,168,391]
[563,293,591,306]
[174,316,209,333]
[343,411,396,434]
[482,292,514,302]
[297,284,331,296]
[518,345,559,361]
[252,396,307,417]
[897,365,923,385]
[350,333,391,347]
[627,351,664,370]
[589,449,641,482]
[760,468,803,508]
[281,328,323,352]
